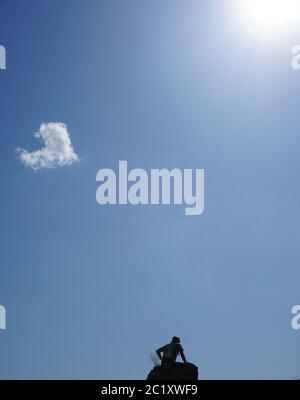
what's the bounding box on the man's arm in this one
[156,346,165,361]
[179,349,187,363]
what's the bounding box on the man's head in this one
[172,336,180,344]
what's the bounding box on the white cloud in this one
[17,122,79,169]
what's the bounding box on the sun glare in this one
[248,0,299,25]
[240,0,300,36]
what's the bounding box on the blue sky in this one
[0,0,300,379]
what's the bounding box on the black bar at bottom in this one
[0,380,298,398]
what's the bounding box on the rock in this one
[147,362,198,380]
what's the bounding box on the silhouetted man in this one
[156,336,187,365]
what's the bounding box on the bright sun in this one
[246,0,300,27]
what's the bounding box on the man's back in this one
[163,342,183,362]
[156,336,187,365]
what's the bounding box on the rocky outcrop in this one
[147,362,198,380]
